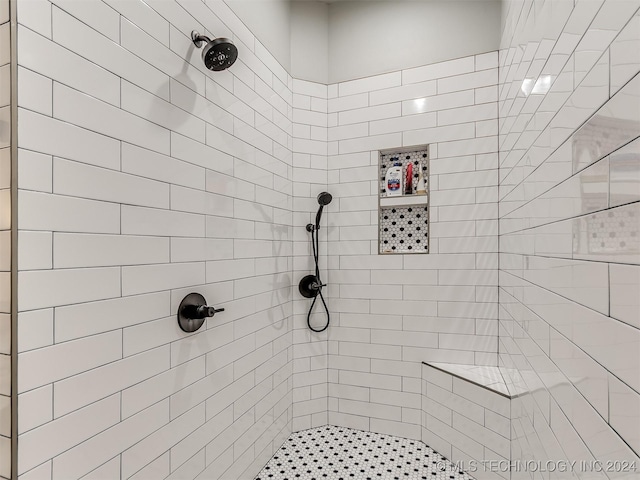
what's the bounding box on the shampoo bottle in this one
[405,162,413,195]
[385,159,403,196]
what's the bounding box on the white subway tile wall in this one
[16,1,296,478]
[0,0,10,476]
[318,50,499,441]
[499,0,640,473]
[12,0,640,478]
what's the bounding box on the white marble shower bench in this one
[421,362,527,480]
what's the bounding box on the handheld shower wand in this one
[299,192,332,332]
[315,191,332,230]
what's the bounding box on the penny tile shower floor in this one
[255,425,474,480]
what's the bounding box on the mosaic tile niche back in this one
[379,146,430,254]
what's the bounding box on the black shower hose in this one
[307,226,330,332]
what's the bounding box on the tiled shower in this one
[0,0,638,479]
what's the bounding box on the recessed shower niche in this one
[379,145,430,254]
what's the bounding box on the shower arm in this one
[191,31,213,48]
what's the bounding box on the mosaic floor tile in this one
[255,425,474,480]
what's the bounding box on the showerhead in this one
[315,192,332,230]
[191,31,238,71]
[317,192,332,206]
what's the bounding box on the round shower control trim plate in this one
[177,292,207,333]
[299,274,320,298]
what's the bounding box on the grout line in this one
[608,263,611,318]
[501,197,640,238]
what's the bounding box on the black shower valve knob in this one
[177,293,224,332]
[182,304,224,320]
